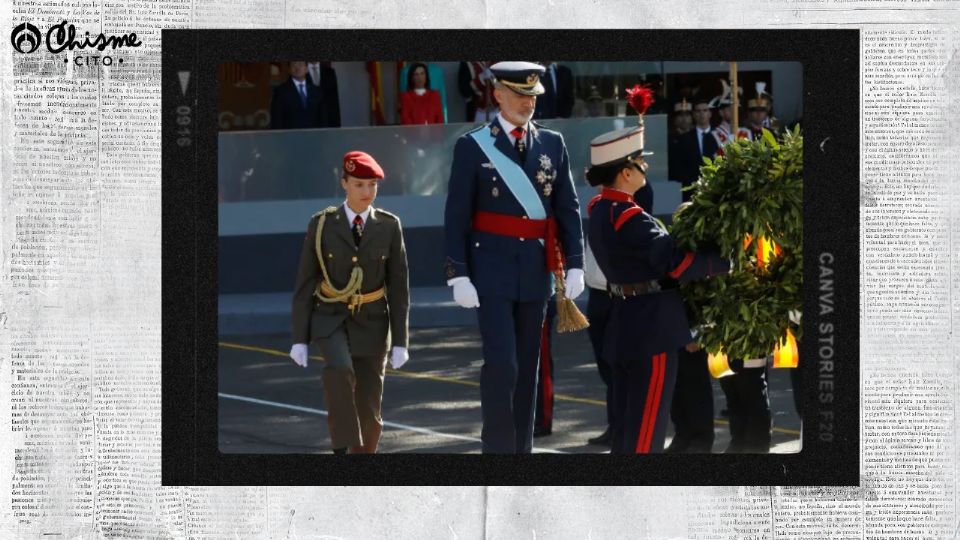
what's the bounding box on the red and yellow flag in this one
[366,61,386,125]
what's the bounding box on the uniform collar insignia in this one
[490,125,500,137]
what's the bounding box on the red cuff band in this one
[668,252,695,279]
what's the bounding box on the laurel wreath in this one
[670,127,803,360]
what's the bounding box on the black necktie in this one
[352,215,363,247]
[511,127,526,163]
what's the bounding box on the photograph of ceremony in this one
[215,59,803,455]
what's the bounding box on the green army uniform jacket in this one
[292,205,410,359]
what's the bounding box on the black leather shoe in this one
[533,425,552,438]
[587,428,611,445]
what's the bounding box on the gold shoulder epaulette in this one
[312,206,339,219]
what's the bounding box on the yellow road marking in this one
[219,341,802,436]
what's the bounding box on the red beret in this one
[342,151,384,180]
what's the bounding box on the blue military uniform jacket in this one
[444,117,584,302]
[587,190,728,358]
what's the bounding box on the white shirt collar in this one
[343,203,371,225]
[697,126,711,135]
[496,113,528,144]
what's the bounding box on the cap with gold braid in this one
[489,61,546,96]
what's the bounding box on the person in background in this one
[663,202,716,454]
[458,61,498,123]
[583,196,614,447]
[709,80,751,147]
[270,61,324,130]
[585,85,604,118]
[534,62,575,120]
[719,356,772,453]
[307,61,341,128]
[670,99,693,136]
[289,151,410,454]
[399,62,444,125]
[669,97,720,202]
[746,82,780,139]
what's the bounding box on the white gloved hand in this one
[289,343,309,368]
[480,68,493,82]
[450,277,480,308]
[389,346,409,369]
[564,268,585,300]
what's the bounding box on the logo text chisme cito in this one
[11,20,141,66]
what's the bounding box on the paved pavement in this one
[219,326,801,454]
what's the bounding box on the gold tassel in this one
[553,270,589,333]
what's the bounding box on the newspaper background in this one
[1,0,958,537]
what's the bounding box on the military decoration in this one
[537,154,556,196]
[538,154,552,170]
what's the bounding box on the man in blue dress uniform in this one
[444,61,585,454]
[584,98,729,454]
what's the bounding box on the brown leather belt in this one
[608,281,661,298]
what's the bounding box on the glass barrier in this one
[218,115,669,203]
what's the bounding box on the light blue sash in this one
[469,130,546,220]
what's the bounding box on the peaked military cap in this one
[490,61,546,96]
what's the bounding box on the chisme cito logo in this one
[11,20,141,66]
[11,22,40,54]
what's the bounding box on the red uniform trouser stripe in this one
[635,353,661,453]
[636,352,666,454]
[538,318,553,426]
[642,353,668,453]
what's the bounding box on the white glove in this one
[564,268,585,300]
[450,277,480,308]
[480,68,493,82]
[289,343,309,368]
[389,346,409,369]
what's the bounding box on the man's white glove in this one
[449,276,480,308]
[480,68,493,82]
[289,343,309,368]
[564,268,585,300]
[389,346,409,369]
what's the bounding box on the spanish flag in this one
[366,61,386,125]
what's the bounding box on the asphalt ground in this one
[219,326,801,454]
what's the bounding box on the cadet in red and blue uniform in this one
[444,62,585,454]
[585,103,729,454]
